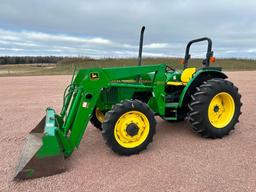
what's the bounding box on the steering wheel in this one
[166,65,175,72]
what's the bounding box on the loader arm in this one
[59,64,167,156]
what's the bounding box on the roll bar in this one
[183,37,214,69]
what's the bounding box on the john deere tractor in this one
[14,27,242,180]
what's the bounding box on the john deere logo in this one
[90,72,99,80]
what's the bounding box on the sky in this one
[0,0,256,58]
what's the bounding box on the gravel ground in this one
[0,71,255,192]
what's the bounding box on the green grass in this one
[0,57,256,76]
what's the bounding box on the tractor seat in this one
[167,67,196,86]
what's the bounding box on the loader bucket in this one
[14,108,65,180]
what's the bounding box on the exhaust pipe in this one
[138,26,145,66]
[137,26,145,82]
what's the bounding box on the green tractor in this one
[14,27,242,180]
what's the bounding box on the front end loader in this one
[14,27,242,180]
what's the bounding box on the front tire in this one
[102,100,156,155]
[188,78,242,138]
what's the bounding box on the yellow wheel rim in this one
[95,108,105,123]
[208,92,235,128]
[114,111,150,148]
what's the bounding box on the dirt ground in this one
[0,71,255,192]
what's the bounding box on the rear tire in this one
[102,100,156,155]
[188,78,242,138]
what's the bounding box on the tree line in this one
[0,56,67,65]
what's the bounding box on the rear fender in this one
[178,69,228,107]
